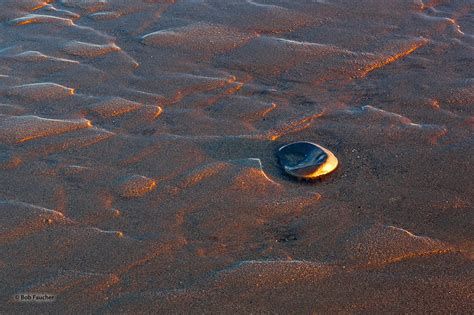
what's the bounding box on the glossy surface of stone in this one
[277,141,338,179]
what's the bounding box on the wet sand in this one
[0,0,473,313]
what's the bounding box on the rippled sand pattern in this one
[1,0,473,313]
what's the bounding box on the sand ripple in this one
[5,83,75,101]
[0,115,91,144]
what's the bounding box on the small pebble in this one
[277,141,338,180]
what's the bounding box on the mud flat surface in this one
[0,0,473,313]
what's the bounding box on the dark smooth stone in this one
[277,141,330,179]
